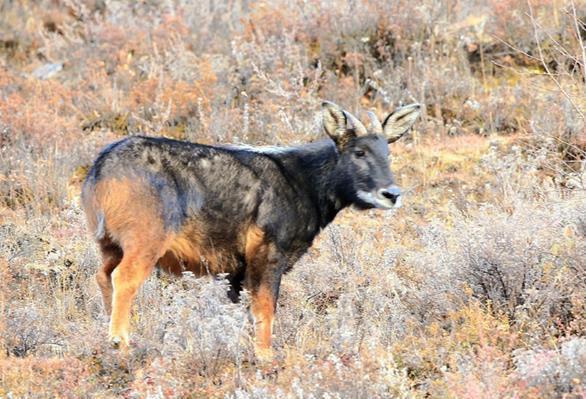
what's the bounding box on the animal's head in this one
[322,101,421,210]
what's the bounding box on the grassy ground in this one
[1,0,585,397]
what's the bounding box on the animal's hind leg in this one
[96,239,123,316]
[109,247,158,349]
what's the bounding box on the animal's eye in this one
[355,150,366,158]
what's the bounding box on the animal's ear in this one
[382,103,421,143]
[322,101,350,141]
[322,101,365,149]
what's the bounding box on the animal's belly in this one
[157,233,241,276]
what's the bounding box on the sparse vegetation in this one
[1,0,585,397]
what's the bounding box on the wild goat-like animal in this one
[81,101,421,356]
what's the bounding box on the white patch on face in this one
[394,195,402,209]
[200,159,211,168]
[357,190,391,209]
[356,190,401,209]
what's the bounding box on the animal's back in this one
[81,136,271,275]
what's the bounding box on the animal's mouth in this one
[356,190,402,210]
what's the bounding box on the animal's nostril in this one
[381,190,400,203]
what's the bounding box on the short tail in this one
[81,177,106,242]
[95,211,106,240]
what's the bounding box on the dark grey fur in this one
[83,101,420,311]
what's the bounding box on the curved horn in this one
[342,110,368,136]
[367,111,383,135]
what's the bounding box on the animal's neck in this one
[274,139,351,229]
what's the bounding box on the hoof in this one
[254,346,274,363]
[109,336,128,350]
[111,336,121,349]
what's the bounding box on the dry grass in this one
[1,0,585,397]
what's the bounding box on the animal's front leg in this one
[249,277,281,358]
[244,228,284,360]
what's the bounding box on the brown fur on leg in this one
[251,284,276,356]
[109,250,157,348]
[244,226,282,359]
[96,240,123,316]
